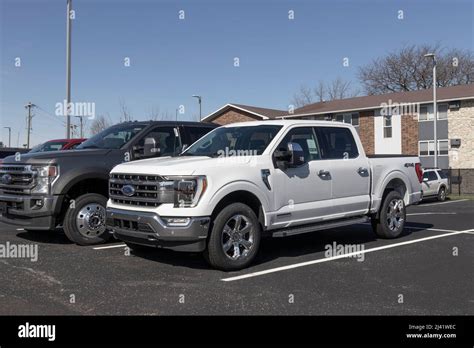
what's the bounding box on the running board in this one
[271,216,369,238]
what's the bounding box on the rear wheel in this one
[437,186,447,201]
[63,193,111,245]
[372,191,406,239]
[204,203,261,271]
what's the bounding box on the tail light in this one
[415,163,423,183]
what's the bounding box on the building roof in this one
[203,84,474,122]
[285,84,474,118]
[202,103,287,122]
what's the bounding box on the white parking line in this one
[221,228,473,282]
[406,212,456,216]
[418,199,468,207]
[93,244,126,250]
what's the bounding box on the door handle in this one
[318,170,330,178]
[358,167,368,175]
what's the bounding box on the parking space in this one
[0,199,472,315]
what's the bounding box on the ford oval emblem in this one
[1,174,12,185]
[121,185,136,197]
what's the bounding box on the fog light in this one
[162,217,191,227]
[35,199,43,207]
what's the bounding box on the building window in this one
[419,106,429,121]
[438,104,448,120]
[383,115,392,138]
[438,139,449,155]
[334,112,359,127]
[351,113,359,126]
[418,104,448,121]
[419,140,449,156]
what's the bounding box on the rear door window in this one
[314,127,358,159]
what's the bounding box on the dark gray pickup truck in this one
[0,121,217,245]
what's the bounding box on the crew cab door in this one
[269,126,335,228]
[314,126,370,217]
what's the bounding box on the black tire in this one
[204,203,261,271]
[63,193,111,245]
[437,186,447,202]
[372,191,406,239]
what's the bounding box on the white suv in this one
[421,168,449,201]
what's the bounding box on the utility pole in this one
[3,127,11,147]
[66,0,73,139]
[24,102,36,150]
[424,53,438,168]
[192,95,202,121]
[75,116,83,138]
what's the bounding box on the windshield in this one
[181,125,282,157]
[77,124,146,149]
[29,141,68,153]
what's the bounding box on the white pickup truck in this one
[107,120,423,270]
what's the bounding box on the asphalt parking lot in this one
[0,199,472,315]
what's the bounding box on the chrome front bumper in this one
[106,208,210,252]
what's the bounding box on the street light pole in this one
[192,95,202,121]
[3,127,11,147]
[425,53,438,168]
[66,0,72,139]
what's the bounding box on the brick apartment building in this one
[203,84,474,170]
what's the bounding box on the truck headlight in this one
[30,165,59,194]
[157,176,207,208]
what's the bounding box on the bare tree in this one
[119,98,133,122]
[89,114,111,135]
[327,77,358,100]
[148,106,161,121]
[292,85,315,108]
[148,106,174,121]
[292,78,358,107]
[358,44,474,95]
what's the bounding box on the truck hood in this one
[1,149,112,165]
[112,155,256,176]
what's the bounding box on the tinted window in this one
[315,127,358,159]
[423,172,438,181]
[136,126,180,157]
[184,126,215,146]
[276,127,320,162]
[437,170,448,179]
[182,125,282,157]
[78,124,146,149]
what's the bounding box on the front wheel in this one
[372,191,406,239]
[63,193,111,245]
[204,203,261,271]
[437,186,447,201]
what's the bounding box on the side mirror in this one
[275,142,306,169]
[288,142,305,167]
[143,137,160,158]
[423,177,429,182]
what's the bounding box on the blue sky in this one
[1,0,473,146]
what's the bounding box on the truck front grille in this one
[0,165,35,195]
[109,173,162,207]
